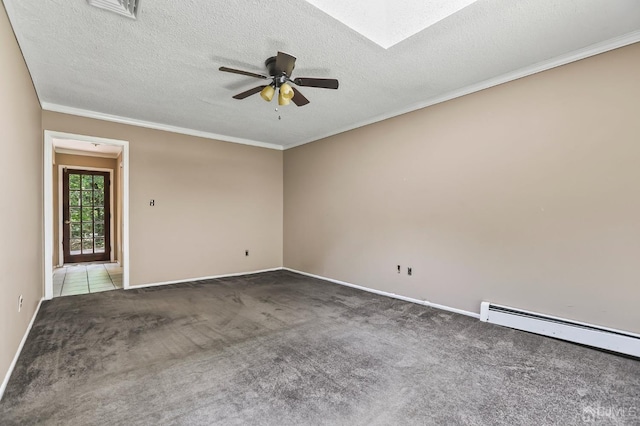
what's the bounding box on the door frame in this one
[44,130,130,300]
[58,165,115,266]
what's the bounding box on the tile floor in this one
[53,263,123,297]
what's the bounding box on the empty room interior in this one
[1,0,639,424]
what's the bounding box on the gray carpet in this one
[1,271,638,425]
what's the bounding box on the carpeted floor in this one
[1,270,638,425]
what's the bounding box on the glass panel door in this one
[63,169,111,263]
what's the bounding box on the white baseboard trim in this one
[283,268,480,319]
[1,298,44,401]
[129,267,284,289]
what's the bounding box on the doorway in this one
[63,169,111,263]
[44,131,130,300]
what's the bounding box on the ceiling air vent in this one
[87,0,140,19]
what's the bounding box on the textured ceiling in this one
[4,0,640,149]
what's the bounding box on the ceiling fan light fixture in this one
[280,83,294,100]
[260,85,275,102]
[278,83,294,106]
[278,91,291,106]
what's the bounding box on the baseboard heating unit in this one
[480,302,640,358]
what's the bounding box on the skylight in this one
[304,0,479,49]
[87,0,139,19]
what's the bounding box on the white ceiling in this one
[4,0,640,149]
[53,138,122,158]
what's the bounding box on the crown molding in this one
[283,30,640,150]
[41,103,284,151]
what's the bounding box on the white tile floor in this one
[53,263,123,297]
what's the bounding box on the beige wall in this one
[284,43,640,334]
[42,111,283,286]
[0,5,43,389]
[52,154,119,266]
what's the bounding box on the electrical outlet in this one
[397,265,401,273]
[245,250,249,256]
[408,267,412,276]
[149,199,155,206]
[18,295,23,312]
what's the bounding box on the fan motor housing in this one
[265,57,278,76]
[265,57,289,86]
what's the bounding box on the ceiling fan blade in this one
[275,51,296,76]
[293,77,339,89]
[232,85,267,99]
[219,66,268,80]
[291,87,310,106]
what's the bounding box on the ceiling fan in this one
[218,52,339,107]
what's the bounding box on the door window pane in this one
[69,191,81,207]
[94,175,104,191]
[69,174,81,190]
[95,238,105,253]
[82,191,93,206]
[71,224,81,238]
[94,191,104,207]
[82,175,93,190]
[70,208,81,222]
[94,207,104,221]
[94,222,105,237]
[82,222,93,237]
[82,208,93,222]
[82,239,93,254]
[70,239,81,254]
